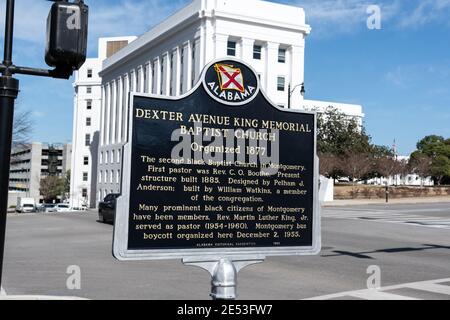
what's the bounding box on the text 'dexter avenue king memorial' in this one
[113,59,320,261]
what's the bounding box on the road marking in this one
[323,209,450,230]
[305,278,450,300]
[349,291,419,300]
[404,283,450,295]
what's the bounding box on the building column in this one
[175,46,181,96]
[199,21,205,70]
[104,84,111,145]
[100,85,106,146]
[214,34,228,59]
[156,57,162,95]
[241,38,255,62]
[123,74,130,142]
[186,41,192,91]
[290,45,305,110]
[204,18,214,64]
[265,42,279,98]
[117,77,123,143]
[166,52,171,95]
[146,63,151,94]
[110,80,117,145]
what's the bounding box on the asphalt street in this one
[1,202,449,300]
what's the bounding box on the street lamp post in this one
[287,82,305,109]
[0,0,88,289]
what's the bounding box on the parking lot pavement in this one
[2,204,449,300]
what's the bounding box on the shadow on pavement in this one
[321,244,450,260]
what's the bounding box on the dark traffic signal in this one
[45,0,89,72]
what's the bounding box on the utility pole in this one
[0,0,88,289]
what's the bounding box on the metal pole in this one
[287,84,291,109]
[3,0,15,73]
[183,257,265,300]
[385,182,389,203]
[0,0,20,289]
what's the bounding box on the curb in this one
[322,197,450,207]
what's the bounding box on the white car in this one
[54,204,71,213]
[21,204,36,213]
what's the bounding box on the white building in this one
[70,37,136,209]
[367,156,434,187]
[70,0,365,205]
[303,99,365,126]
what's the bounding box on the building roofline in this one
[100,0,311,76]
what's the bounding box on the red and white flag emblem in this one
[214,64,245,93]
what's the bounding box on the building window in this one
[105,151,109,164]
[278,48,286,63]
[99,171,102,183]
[111,150,115,164]
[87,69,93,78]
[86,86,92,94]
[83,172,88,182]
[227,41,236,56]
[253,45,262,60]
[277,77,285,91]
[86,100,92,110]
[86,117,91,126]
[117,170,120,184]
[82,188,88,198]
[110,170,114,183]
[85,134,91,146]
[117,149,121,163]
[83,156,89,165]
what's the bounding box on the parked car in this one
[98,194,120,224]
[39,204,56,213]
[54,203,71,213]
[16,197,36,213]
[21,203,36,213]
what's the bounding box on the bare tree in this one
[375,157,403,185]
[40,175,65,203]
[340,153,373,198]
[13,108,33,147]
[319,152,340,178]
[10,108,34,163]
[409,154,432,186]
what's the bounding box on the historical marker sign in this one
[113,59,320,261]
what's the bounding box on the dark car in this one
[98,194,120,224]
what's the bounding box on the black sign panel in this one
[114,59,319,260]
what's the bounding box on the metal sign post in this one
[113,59,321,299]
[183,256,265,300]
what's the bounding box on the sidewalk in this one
[323,196,450,207]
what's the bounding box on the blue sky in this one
[1,0,449,155]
